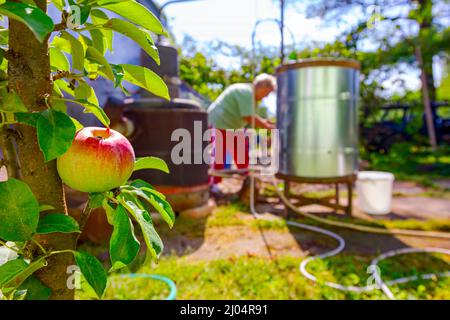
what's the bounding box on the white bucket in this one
[356,171,395,215]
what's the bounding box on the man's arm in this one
[243,115,275,129]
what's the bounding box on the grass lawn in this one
[362,143,450,187]
[77,253,450,300]
[76,201,450,300]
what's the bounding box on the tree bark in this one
[416,0,437,149]
[415,47,437,150]
[8,0,76,300]
[0,127,19,179]
[418,0,436,102]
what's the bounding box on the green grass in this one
[362,143,450,188]
[76,253,450,300]
[206,203,289,231]
[207,203,450,233]
[75,196,450,301]
[296,216,450,233]
[206,203,247,228]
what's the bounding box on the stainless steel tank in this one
[276,59,360,178]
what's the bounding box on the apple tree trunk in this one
[8,0,76,300]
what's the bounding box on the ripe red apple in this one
[57,127,135,193]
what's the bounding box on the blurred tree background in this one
[177,0,450,147]
[179,36,280,102]
[179,1,449,100]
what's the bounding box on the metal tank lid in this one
[276,58,361,74]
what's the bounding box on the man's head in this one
[253,73,277,101]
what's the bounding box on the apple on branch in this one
[57,127,136,193]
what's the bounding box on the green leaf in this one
[51,35,71,54]
[50,47,70,71]
[0,2,54,43]
[53,81,63,97]
[119,197,163,259]
[124,186,175,228]
[79,5,91,26]
[110,63,128,93]
[75,81,99,106]
[120,64,169,99]
[39,204,55,212]
[60,31,85,72]
[129,179,155,190]
[73,251,107,299]
[53,97,110,127]
[51,0,65,11]
[37,214,80,234]
[1,258,47,292]
[0,178,39,241]
[18,275,51,300]
[88,192,105,209]
[52,98,67,113]
[85,46,114,81]
[37,109,76,162]
[89,28,106,55]
[15,111,41,127]
[133,156,169,173]
[54,79,75,97]
[100,0,166,35]
[0,28,8,46]
[127,180,167,200]
[103,18,159,65]
[0,90,27,112]
[70,116,84,131]
[90,9,113,51]
[79,34,93,49]
[146,191,175,228]
[110,204,140,268]
[102,198,115,225]
[0,259,28,288]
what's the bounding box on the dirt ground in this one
[159,178,450,262]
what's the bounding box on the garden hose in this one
[270,175,450,239]
[248,172,450,299]
[112,274,177,300]
[208,169,450,299]
[208,68,450,298]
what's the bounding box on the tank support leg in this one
[284,180,292,219]
[335,183,340,213]
[347,180,353,216]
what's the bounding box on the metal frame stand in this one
[276,173,357,216]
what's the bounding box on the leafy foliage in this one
[110,204,140,269]
[37,109,76,161]
[17,276,51,300]
[302,0,450,102]
[0,155,173,299]
[0,0,175,300]
[74,251,107,299]
[36,214,80,234]
[0,179,40,241]
[133,156,169,173]
[0,2,54,42]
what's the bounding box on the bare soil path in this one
[159,177,450,262]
